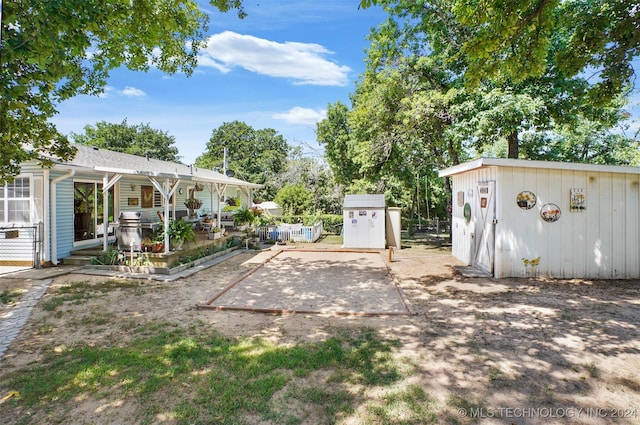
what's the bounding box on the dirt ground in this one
[1,236,640,424]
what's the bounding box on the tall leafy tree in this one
[360,0,634,158]
[316,102,361,186]
[361,0,640,103]
[71,119,181,162]
[0,0,246,181]
[274,184,313,216]
[194,121,289,199]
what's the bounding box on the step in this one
[62,255,96,266]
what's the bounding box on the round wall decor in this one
[463,203,471,223]
[540,203,561,222]
[516,190,536,210]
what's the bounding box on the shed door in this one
[473,181,496,274]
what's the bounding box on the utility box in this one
[343,194,386,249]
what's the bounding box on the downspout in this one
[50,169,75,265]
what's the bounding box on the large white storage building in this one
[439,158,640,279]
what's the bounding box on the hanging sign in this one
[570,188,586,212]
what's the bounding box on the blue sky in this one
[51,1,388,164]
[51,2,639,166]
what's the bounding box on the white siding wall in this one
[55,178,75,259]
[495,167,640,279]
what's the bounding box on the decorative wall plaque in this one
[540,203,561,223]
[141,185,153,208]
[516,191,536,210]
[570,188,586,212]
[463,203,471,223]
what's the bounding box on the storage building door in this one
[473,181,496,274]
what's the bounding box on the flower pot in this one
[152,243,164,253]
[208,232,222,240]
[171,239,184,251]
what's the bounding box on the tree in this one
[274,150,342,214]
[360,0,633,159]
[316,102,361,186]
[194,121,289,199]
[360,0,640,102]
[274,184,313,216]
[0,0,246,181]
[71,119,181,162]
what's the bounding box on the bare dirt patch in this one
[1,238,640,424]
[202,249,410,315]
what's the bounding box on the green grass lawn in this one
[1,321,436,424]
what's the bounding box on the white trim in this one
[0,173,34,225]
[43,169,50,262]
[439,158,640,177]
[71,178,116,248]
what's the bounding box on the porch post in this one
[103,175,109,252]
[164,178,171,254]
[216,183,226,229]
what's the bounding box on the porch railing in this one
[256,221,323,243]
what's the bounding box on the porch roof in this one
[50,144,262,188]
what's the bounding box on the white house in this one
[439,158,640,279]
[0,144,260,266]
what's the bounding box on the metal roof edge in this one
[439,158,640,177]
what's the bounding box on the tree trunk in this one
[507,131,519,159]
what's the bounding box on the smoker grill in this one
[116,211,143,250]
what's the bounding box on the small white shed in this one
[439,158,640,279]
[343,194,386,249]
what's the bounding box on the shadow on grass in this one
[0,326,420,425]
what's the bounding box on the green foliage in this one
[72,119,181,161]
[194,121,289,199]
[316,102,361,185]
[0,289,22,305]
[233,206,255,225]
[168,219,195,243]
[90,248,123,265]
[0,1,245,181]
[274,184,313,215]
[366,0,639,104]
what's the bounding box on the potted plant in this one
[234,206,254,231]
[168,219,195,250]
[151,227,165,253]
[208,226,223,240]
[184,198,203,217]
[141,237,153,252]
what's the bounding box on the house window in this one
[0,177,31,223]
[154,189,163,207]
[153,189,173,207]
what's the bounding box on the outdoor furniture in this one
[200,220,216,233]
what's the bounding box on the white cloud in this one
[273,107,326,125]
[121,86,146,97]
[198,31,351,86]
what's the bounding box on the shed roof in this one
[439,157,640,178]
[48,144,262,188]
[343,194,386,209]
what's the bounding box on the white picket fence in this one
[256,221,323,243]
